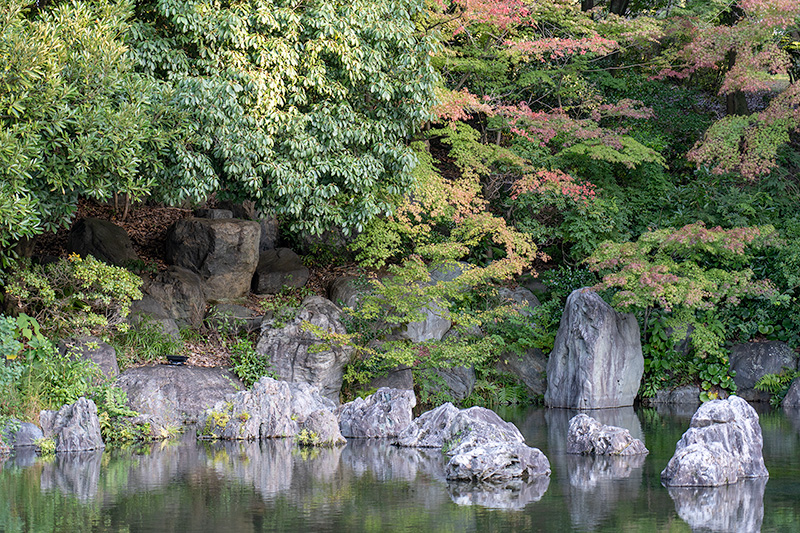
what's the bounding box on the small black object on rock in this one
[166,355,188,365]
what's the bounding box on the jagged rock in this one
[39,397,104,452]
[165,217,260,301]
[567,413,648,456]
[256,296,352,402]
[730,341,797,402]
[136,266,205,328]
[661,396,768,486]
[301,410,346,446]
[67,217,139,266]
[115,365,244,425]
[1,420,44,448]
[206,303,263,335]
[251,248,310,294]
[395,402,461,448]
[784,378,800,409]
[58,336,119,380]
[668,477,767,533]
[287,382,337,424]
[443,407,551,482]
[545,288,643,409]
[193,208,233,219]
[495,348,547,397]
[338,388,416,438]
[445,442,551,483]
[198,377,296,439]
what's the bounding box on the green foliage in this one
[5,255,143,338]
[110,315,182,370]
[93,385,146,444]
[0,0,168,267]
[229,338,272,389]
[755,369,800,408]
[294,429,321,447]
[128,0,438,237]
[589,223,782,395]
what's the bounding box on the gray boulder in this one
[497,287,540,316]
[58,336,119,380]
[288,382,338,424]
[545,288,643,409]
[783,378,800,409]
[165,217,260,301]
[137,266,206,328]
[730,341,797,402]
[428,366,476,402]
[256,296,352,403]
[567,413,648,456]
[366,366,415,392]
[1,420,44,448]
[128,294,180,339]
[216,200,278,252]
[251,248,310,294]
[395,402,461,448]
[443,407,550,482]
[67,218,139,266]
[39,397,105,452]
[495,348,547,397]
[661,396,768,486]
[338,388,416,438]
[653,386,702,406]
[115,365,244,425]
[198,377,296,439]
[328,275,370,309]
[301,410,346,446]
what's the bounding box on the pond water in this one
[2,405,800,532]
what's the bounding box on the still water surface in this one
[2,405,799,532]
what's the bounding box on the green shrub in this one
[5,255,142,338]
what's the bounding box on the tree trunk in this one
[581,0,595,11]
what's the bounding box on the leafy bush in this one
[110,316,182,370]
[5,255,142,338]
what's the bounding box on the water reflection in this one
[667,477,767,533]
[40,451,103,502]
[545,408,646,531]
[447,476,550,510]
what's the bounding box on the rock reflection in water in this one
[40,451,103,502]
[668,477,767,533]
[546,408,645,531]
[342,440,445,482]
[447,475,550,510]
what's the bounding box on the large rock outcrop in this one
[256,296,352,402]
[338,388,416,438]
[115,366,244,425]
[395,402,461,448]
[545,288,643,409]
[165,217,260,301]
[567,413,648,456]
[39,397,105,452]
[67,218,139,266]
[661,396,768,487]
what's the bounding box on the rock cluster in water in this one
[661,396,768,487]
[567,413,648,456]
[397,403,551,482]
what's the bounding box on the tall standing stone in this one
[545,289,643,409]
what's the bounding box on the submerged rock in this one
[338,388,416,438]
[661,396,768,486]
[39,397,105,453]
[567,413,648,456]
